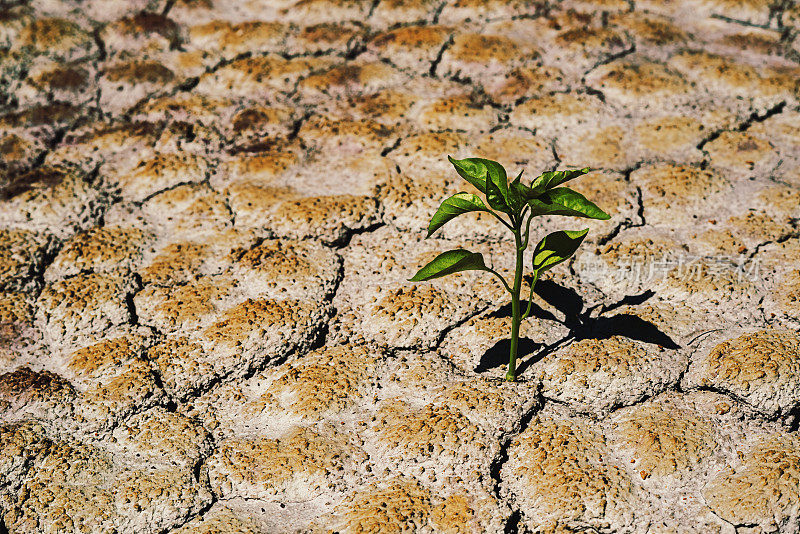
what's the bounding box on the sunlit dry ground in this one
[1,0,800,532]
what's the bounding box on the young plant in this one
[409,157,610,382]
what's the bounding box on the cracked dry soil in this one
[2,0,800,532]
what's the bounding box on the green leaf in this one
[507,170,527,214]
[526,187,611,220]
[529,168,592,196]
[409,249,489,282]
[532,228,589,274]
[511,180,535,202]
[485,173,511,214]
[448,156,487,192]
[426,193,490,238]
[448,156,509,201]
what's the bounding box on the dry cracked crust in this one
[1,0,800,532]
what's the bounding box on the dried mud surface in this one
[2,0,800,532]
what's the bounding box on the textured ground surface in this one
[2,0,800,532]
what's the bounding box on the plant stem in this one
[506,228,525,382]
[520,270,540,321]
[487,267,512,294]
[521,211,534,250]
[488,210,514,231]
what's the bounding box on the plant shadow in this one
[476,279,680,377]
[475,337,541,373]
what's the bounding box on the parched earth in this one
[1,0,800,532]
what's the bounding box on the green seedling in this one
[409,157,610,382]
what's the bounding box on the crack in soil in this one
[697,100,787,152]
[597,185,645,247]
[489,397,541,534]
[581,39,637,80]
[154,491,217,534]
[429,33,454,77]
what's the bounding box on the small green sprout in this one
[409,157,610,382]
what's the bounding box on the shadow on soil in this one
[476,280,680,378]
